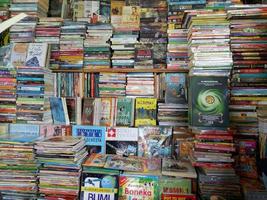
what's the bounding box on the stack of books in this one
[59,20,86,69]
[126,72,155,97]
[0,67,16,123]
[36,136,88,199]
[191,128,242,200]
[9,0,49,43]
[0,135,39,199]
[140,0,168,68]
[84,24,113,69]
[35,17,63,69]
[110,1,140,69]
[98,73,127,97]
[228,5,267,135]
[184,9,232,75]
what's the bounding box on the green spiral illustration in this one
[196,89,224,114]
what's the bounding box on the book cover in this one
[82,98,95,125]
[188,76,229,128]
[9,123,40,138]
[39,124,71,137]
[49,97,70,125]
[115,97,135,127]
[25,43,49,67]
[119,174,159,200]
[165,73,187,104]
[135,98,157,127]
[138,126,172,158]
[106,127,138,156]
[72,125,106,154]
[100,98,116,127]
[10,43,28,67]
[161,194,196,200]
[159,176,192,195]
[80,168,119,200]
[83,153,109,168]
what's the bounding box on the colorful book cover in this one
[165,73,187,104]
[80,168,119,200]
[106,127,138,156]
[115,97,135,127]
[188,76,229,128]
[82,98,95,125]
[138,126,172,158]
[39,124,71,138]
[135,98,157,127]
[159,176,192,195]
[10,43,28,67]
[100,98,116,127]
[9,123,40,138]
[83,153,109,168]
[25,43,48,67]
[119,174,159,200]
[72,125,106,154]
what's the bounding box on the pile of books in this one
[35,136,88,199]
[166,0,205,70]
[98,73,127,97]
[0,135,39,199]
[184,9,232,75]
[9,0,49,43]
[84,24,113,69]
[140,0,168,68]
[228,5,267,136]
[35,17,63,69]
[0,67,16,123]
[126,72,155,97]
[59,20,86,69]
[191,128,242,200]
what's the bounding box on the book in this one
[10,43,28,67]
[188,75,229,128]
[49,97,70,125]
[25,43,49,67]
[72,125,106,154]
[119,174,159,200]
[161,194,196,200]
[165,73,187,104]
[135,98,157,127]
[106,127,138,156]
[99,98,116,127]
[39,124,71,138]
[115,97,135,126]
[82,98,95,125]
[80,167,119,200]
[138,126,172,158]
[160,176,192,195]
[9,123,40,138]
[83,153,109,168]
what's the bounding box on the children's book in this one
[72,125,106,154]
[135,98,157,127]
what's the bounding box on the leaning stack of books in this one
[59,20,86,69]
[0,135,39,199]
[36,136,88,199]
[9,0,49,43]
[35,17,63,69]
[84,23,113,69]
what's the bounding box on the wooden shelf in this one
[52,68,189,73]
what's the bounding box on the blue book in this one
[9,123,40,138]
[72,125,106,154]
[49,97,70,125]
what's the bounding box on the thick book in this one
[135,98,157,127]
[106,127,138,156]
[72,125,106,154]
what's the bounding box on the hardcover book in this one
[135,98,157,127]
[106,127,138,156]
[188,76,229,128]
[72,125,106,154]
